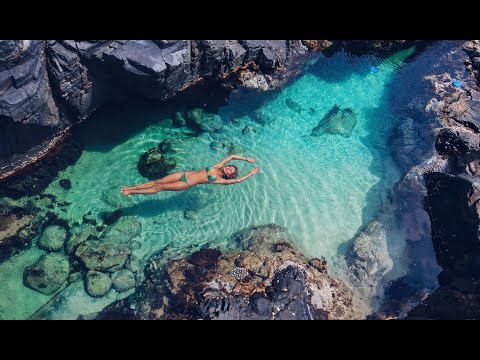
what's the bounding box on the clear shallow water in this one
[0,42,461,319]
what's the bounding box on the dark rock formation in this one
[95,225,369,320]
[58,179,71,190]
[1,40,420,183]
[1,40,308,181]
[408,44,480,319]
[423,172,480,270]
[137,147,176,180]
[0,136,83,199]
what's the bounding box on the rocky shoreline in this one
[406,41,480,319]
[95,225,369,320]
[0,40,308,181]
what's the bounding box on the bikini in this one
[180,166,217,188]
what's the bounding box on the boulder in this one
[65,223,96,254]
[423,172,480,270]
[23,253,70,295]
[111,269,136,292]
[102,217,142,243]
[435,127,480,156]
[85,271,112,297]
[38,225,67,252]
[76,240,131,272]
[187,108,224,133]
[137,147,176,180]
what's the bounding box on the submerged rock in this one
[23,253,70,295]
[242,125,256,137]
[228,144,244,155]
[85,271,112,297]
[311,105,358,138]
[285,98,303,113]
[187,108,224,133]
[96,224,369,320]
[137,147,176,180]
[125,255,141,273]
[111,269,136,292]
[59,179,72,190]
[0,204,38,263]
[102,217,142,243]
[38,225,67,252]
[76,240,131,272]
[65,223,97,255]
[158,139,174,154]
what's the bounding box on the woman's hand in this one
[246,157,256,163]
[250,167,260,175]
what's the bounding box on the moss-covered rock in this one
[23,253,70,295]
[38,225,67,252]
[85,271,112,297]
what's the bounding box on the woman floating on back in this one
[121,155,260,196]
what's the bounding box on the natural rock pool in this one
[0,41,463,319]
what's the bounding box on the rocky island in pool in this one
[1,40,480,320]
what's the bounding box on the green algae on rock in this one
[23,253,70,295]
[311,105,358,138]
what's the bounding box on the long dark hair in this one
[221,165,238,179]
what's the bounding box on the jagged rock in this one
[137,147,176,180]
[65,223,96,254]
[23,253,70,295]
[301,40,333,52]
[2,40,402,181]
[311,105,357,138]
[111,269,135,292]
[423,172,480,270]
[343,220,393,302]
[38,225,67,252]
[76,239,131,272]
[85,271,112,297]
[435,127,480,156]
[96,225,369,320]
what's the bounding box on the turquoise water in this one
[0,43,457,319]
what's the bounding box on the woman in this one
[121,154,260,196]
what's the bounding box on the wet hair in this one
[221,165,238,179]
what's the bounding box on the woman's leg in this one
[121,172,186,193]
[123,181,190,195]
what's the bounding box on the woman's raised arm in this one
[215,155,256,168]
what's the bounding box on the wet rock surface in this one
[96,225,369,320]
[408,42,480,319]
[23,253,70,295]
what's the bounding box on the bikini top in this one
[205,166,217,182]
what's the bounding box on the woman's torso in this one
[185,166,218,186]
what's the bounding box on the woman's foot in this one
[120,187,131,196]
